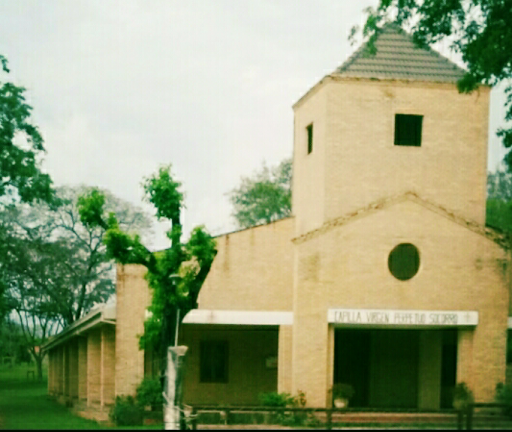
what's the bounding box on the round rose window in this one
[388,243,420,281]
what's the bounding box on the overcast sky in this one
[0,1,508,250]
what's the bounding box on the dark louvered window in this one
[394,114,423,147]
[306,123,313,154]
[200,341,229,383]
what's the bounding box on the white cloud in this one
[0,0,507,250]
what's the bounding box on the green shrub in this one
[453,382,474,411]
[109,395,144,426]
[259,391,312,427]
[258,391,295,407]
[136,377,163,410]
[496,382,512,418]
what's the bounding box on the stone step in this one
[196,410,512,428]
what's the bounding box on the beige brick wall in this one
[117,215,295,400]
[292,199,508,406]
[180,326,278,405]
[292,82,328,237]
[293,78,489,236]
[198,217,294,311]
[115,264,151,397]
[87,329,101,405]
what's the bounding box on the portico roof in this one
[41,304,116,352]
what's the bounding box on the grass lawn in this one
[0,364,161,430]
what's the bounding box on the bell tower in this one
[292,24,490,237]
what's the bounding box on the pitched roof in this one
[41,304,116,351]
[292,191,506,248]
[335,23,466,83]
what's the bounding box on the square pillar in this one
[57,346,64,395]
[78,337,88,401]
[87,329,101,405]
[63,344,70,397]
[292,314,330,407]
[101,326,116,406]
[69,340,79,399]
[418,330,442,410]
[47,349,54,394]
[278,325,293,394]
[457,329,474,389]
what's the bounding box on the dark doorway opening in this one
[334,328,458,410]
[334,329,420,409]
[334,329,371,407]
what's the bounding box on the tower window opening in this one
[394,114,423,147]
[306,123,313,154]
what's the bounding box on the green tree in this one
[229,158,292,228]
[487,168,512,234]
[1,229,64,378]
[0,319,31,364]
[354,1,512,166]
[1,186,153,327]
[0,186,153,378]
[77,165,216,360]
[0,53,56,323]
[0,54,54,205]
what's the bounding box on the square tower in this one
[292,24,490,237]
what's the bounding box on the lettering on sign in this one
[330,309,476,327]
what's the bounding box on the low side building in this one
[44,305,116,418]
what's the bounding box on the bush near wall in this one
[109,396,144,426]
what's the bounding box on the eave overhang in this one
[42,304,116,352]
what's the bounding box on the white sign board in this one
[328,309,478,327]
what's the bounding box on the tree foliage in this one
[0,228,62,379]
[1,186,152,327]
[487,168,512,234]
[0,53,56,324]
[78,165,217,359]
[0,319,32,364]
[0,54,54,205]
[0,186,153,378]
[229,158,292,228]
[355,1,512,166]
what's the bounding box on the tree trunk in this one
[164,346,188,430]
[35,354,43,381]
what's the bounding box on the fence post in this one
[326,409,332,430]
[191,407,197,430]
[457,410,463,430]
[466,405,473,430]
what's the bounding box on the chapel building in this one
[44,24,510,414]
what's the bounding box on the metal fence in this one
[187,405,499,430]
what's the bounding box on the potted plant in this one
[331,383,355,408]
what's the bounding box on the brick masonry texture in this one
[115,264,151,397]
[198,217,295,311]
